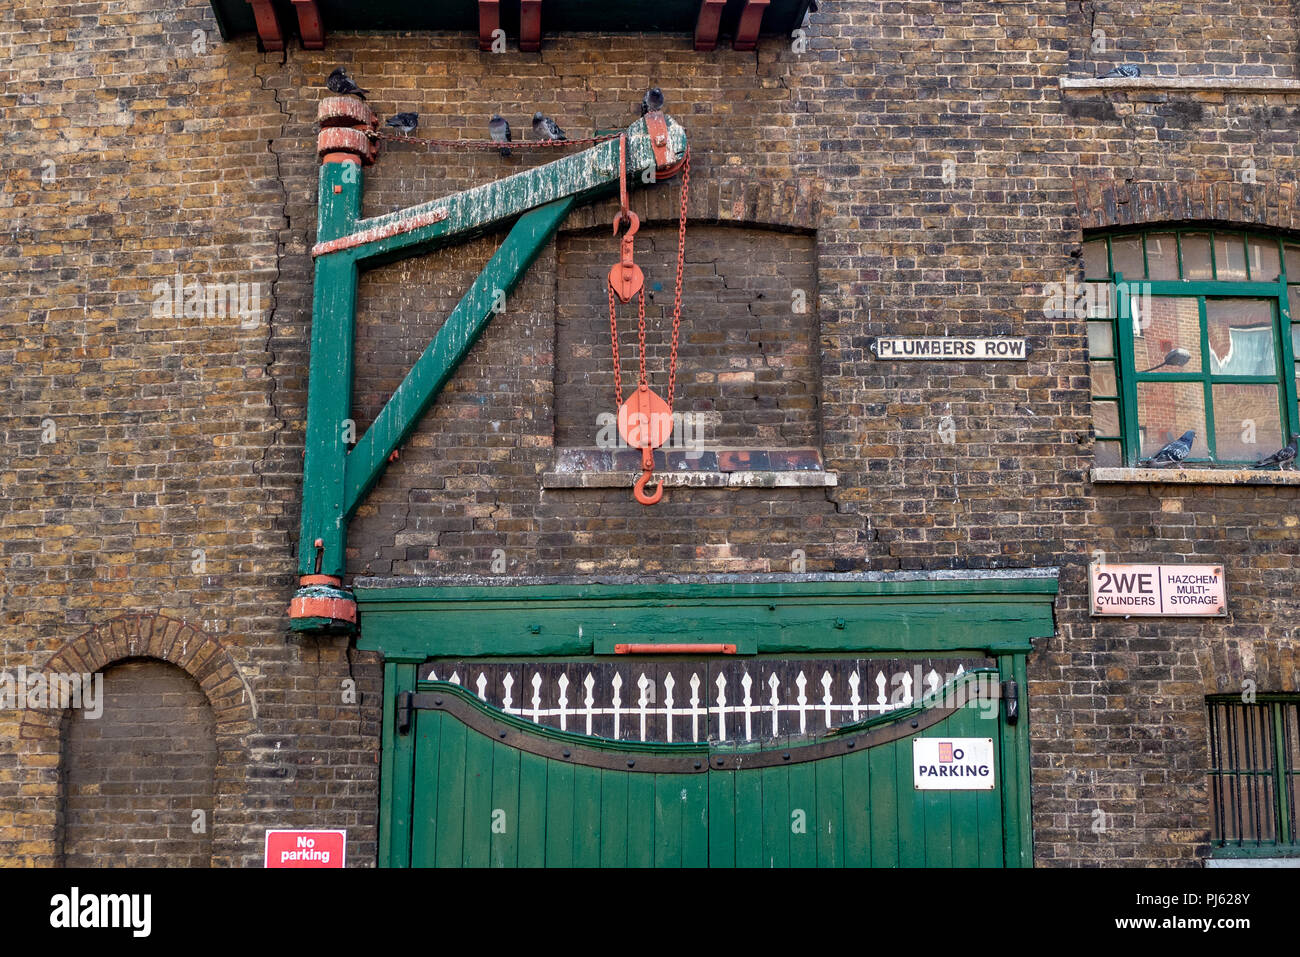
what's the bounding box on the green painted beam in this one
[342,198,574,518]
[355,577,1059,661]
[334,117,684,268]
[297,162,363,577]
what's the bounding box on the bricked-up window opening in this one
[1207,698,1300,850]
[60,660,217,867]
[1082,230,1300,468]
[555,225,819,450]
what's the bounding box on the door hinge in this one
[1001,679,1019,724]
[397,690,414,736]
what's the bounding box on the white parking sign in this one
[913,737,996,790]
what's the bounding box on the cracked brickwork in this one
[1,0,1299,867]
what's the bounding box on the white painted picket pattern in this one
[426,663,971,743]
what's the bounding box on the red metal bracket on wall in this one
[615,644,738,654]
[478,0,500,51]
[291,0,326,49]
[694,0,726,52]
[520,0,543,52]
[733,0,770,51]
[246,0,284,51]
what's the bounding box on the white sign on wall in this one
[872,337,1029,360]
[1089,563,1227,617]
[913,737,996,790]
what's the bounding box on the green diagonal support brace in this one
[343,197,575,516]
[292,115,688,632]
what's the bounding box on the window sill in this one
[1062,77,1300,93]
[543,447,837,490]
[1092,467,1300,486]
[1206,845,1300,867]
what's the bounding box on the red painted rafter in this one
[733,0,770,51]
[694,0,725,52]
[478,0,500,51]
[520,0,542,52]
[246,0,284,51]
[291,0,326,49]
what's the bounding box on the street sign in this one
[913,737,996,790]
[872,337,1028,360]
[264,829,347,868]
[1089,563,1226,617]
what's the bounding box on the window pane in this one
[1137,297,1202,373]
[1137,381,1206,460]
[1093,399,1120,435]
[1289,286,1299,323]
[1213,384,1282,461]
[1206,299,1276,375]
[1111,236,1144,280]
[1247,238,1281,282]
[1087,321,1114,358]
[1214,234,1248,280]
[1095,440,1122,466]
[1083,239,1109,279]
[1083,281,1115,318]
[1292,323,1300,356]
[1091,361,1117,397]
[1285,244,1300,280]
[1145,233,1179,280]
[1180,233,1213,279]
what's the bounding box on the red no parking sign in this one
[264,830,347,868]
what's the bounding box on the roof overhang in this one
[208,0,818,52]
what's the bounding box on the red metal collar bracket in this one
[478,0,500,51]
[246,0,284,51]
[733,0,770,51]
[291,0,326,49]
[520,0,543,52]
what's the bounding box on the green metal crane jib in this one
[291,115,688,633]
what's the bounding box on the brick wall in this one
[2,0,1299,867]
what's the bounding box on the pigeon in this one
[489,115,512,157]
[326,67,368,99]
[532,111,566,141]
[640,87,665,116]
[1256,433,1299,470]
[1097,65,1142,79]
[385,112,419,136]
[1143,429,1196,467]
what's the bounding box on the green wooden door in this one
[405,670,1017,867]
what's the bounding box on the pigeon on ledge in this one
[1256,433,1298,470]
[489,115,512,156]
[532,112,566,141]
[1143,430,1195,467]
[640,87,665,116]
[385,112,419,136]
[326,67,368,99]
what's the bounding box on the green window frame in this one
[1207,696,1300,854]
[1084,229,1300,468]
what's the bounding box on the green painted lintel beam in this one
[355,577,1058,660]
[342,197,575,517]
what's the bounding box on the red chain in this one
[607,283,623,407]
[607,148,691,408]
[376,130,620,150]
[667,149,690,407]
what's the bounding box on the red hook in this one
[634,469,663,506]
[633,444,662,506]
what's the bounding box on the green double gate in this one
[402,671,1010,867]
[361,575,1054,868]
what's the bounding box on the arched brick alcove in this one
[16,614,255,867]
